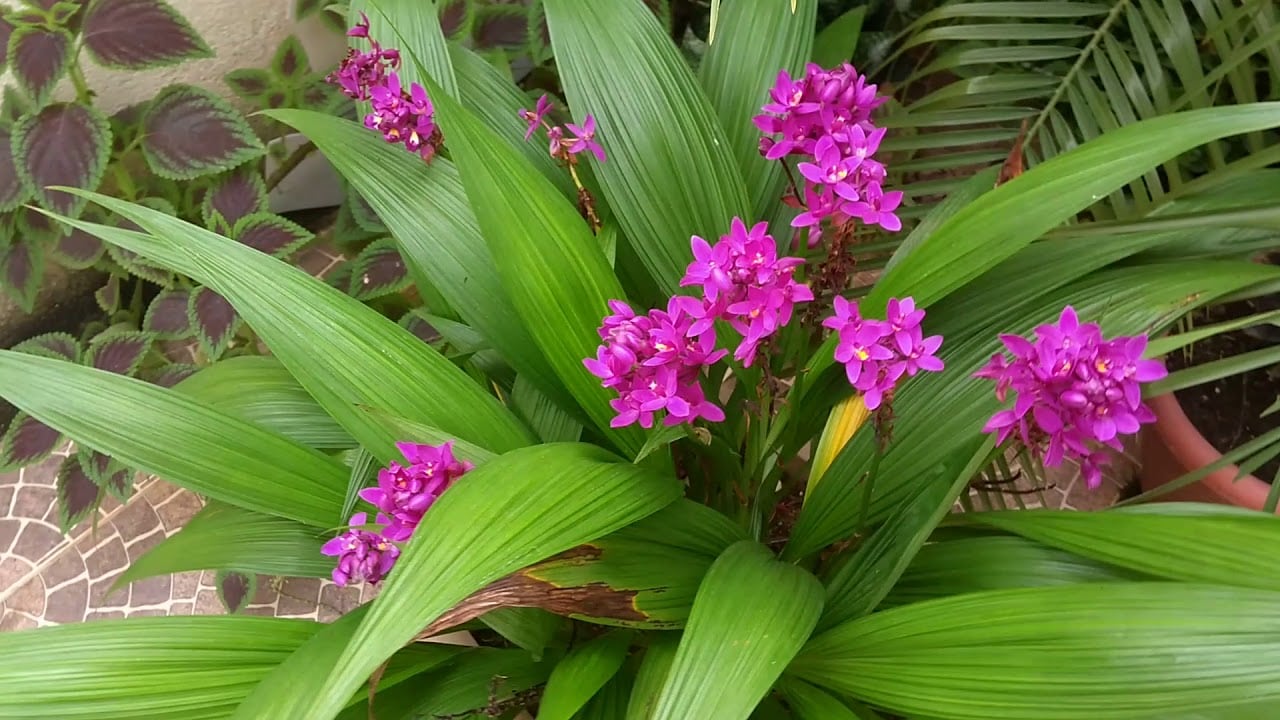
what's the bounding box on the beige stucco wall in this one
[80,0,348,114]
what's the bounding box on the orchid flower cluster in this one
[823,296,945,410]
[754,63,901,246]
[520,94,606,163]
[975,307,1167,488]
[329,14,442,161]
[321,441,472,585]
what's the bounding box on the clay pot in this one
[1139,393,1276,512]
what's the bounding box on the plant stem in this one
[265,141,317,192]
[68,60,91,105]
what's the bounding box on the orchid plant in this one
[3,1,1280,719]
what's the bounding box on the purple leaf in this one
[271,35,308,80]
[81,450,133,499]
[348,189,384,233]
[0,412,61,470]
[202,168,267,229]
[440,1,466,36]
[146,362,198,388]
[224,68,272,102]
[11,331,80,362]
[473,7,527,48]
[189,285,240,358]
[56,455,101,532]
[87,331,153,376]
[94,274,119,313]
[1,240,43,312]
[333,193,378,247]
[216,570,255,613]
[13,102,112,216]
[399,311,439,344]
[50,226,105,269]
[81,0,212,70]
[348,238,410,301]
[7,27,71,103]
[141,85,265,179]
[232,211,312,257]
[0,126,27,212]
[324,261,353,293]
[107,245,173,286]
[143,288,192,338]
[18,205,57,237]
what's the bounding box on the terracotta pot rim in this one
[1145,392,1272,507]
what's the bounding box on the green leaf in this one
[353,405,498,466]
[698,0,815,217]
[118,502,332,587]
[777,678,862,720]
[43,195,535,463]
[538,629,634,720]
[866,104,1280,317]
[478,607,567,661]
[233,443,682,720]
[354,0,456,97]
[431,83,643,456]
[955,504,1280,592]
[811,6,865,67]
[265,109,575,421]
[883,534,1143,608]
[793,584,1280,720]
[818,442,989,630]
[543,0,752,295]
[0,350,347,527]
[174,355,354,450]
[650,541,823,720]
[0,616,322,719]
[626,634,680,720]
[512,375,583,444]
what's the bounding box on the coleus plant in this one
[3,1,1280,719]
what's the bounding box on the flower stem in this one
[265,141,317,193]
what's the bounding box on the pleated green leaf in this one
[787,260,1280,559]
[957,504,1280,592]
[882,535,1143,608]
[865,103,1280,317]
[626,634,680,720]
[118,503,332,587]
[543,0,751,295]
[0,616,322,720]
[174,355,353,450]
[44,195,536,462]
[234,443,682,720]
[818,442,988,630]
[812,6,866,67]
[650,541,823,720]
[265,109,573,417]
[794,584,1280,720]
[0,351,346,527]
[430,83,643,456]
[777,678,862,720]
[698,0,815,217]
[537,629,634,720]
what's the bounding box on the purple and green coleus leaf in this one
[143,287,192,338]
[50,225,105,269]
[107,198,176,286]
[141,84,265,179]
[94,274,118,313]
[0,411,61,470]
[17,205,57,240]
[224,68,272,104]
[0,124,27,213]
[347,188,385,234]
[399,309,439,345]
[472,5,528,49]
[145,361,198,388]
[216,570,256,613]
[188,284,240,359]
[6,26,71,103]
[347,237,410,301]
[80,449,133,500]
[81,0,212,70]
[56,454,101,532]
[13,102,112,217]
[202,167,267,229]
[0,239,43,312]
[332,192,380,247]
[271,34,309,82]
[86,329,153,376]
[11,331,80,362]
[233,211,311,257]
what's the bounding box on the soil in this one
[1166,296,1280,483]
